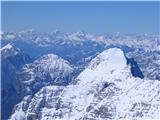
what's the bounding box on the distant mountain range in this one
[1,30,160,120]
[1,30,159,80]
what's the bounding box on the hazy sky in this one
[2,1,160,34]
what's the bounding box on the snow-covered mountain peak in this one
[1,44,15,51]
[1,43,13,50]
[88,48,127,71]
[32,53,73,72]
[76,48,131,86]
[18,29,35,34]
[1,44,31,61]
[36,53,63,63]
[1,43,31,70]
[16,53,74,95]
[85,48,144,81]
[74,31,86,36]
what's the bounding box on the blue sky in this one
[2,1,160,35]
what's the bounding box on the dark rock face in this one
[126,58,144,79]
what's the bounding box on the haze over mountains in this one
[1,30,160,120]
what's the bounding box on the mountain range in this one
[1,30,160,120]
[9,48,160,120]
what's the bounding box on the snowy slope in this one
[10,48,160,120]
